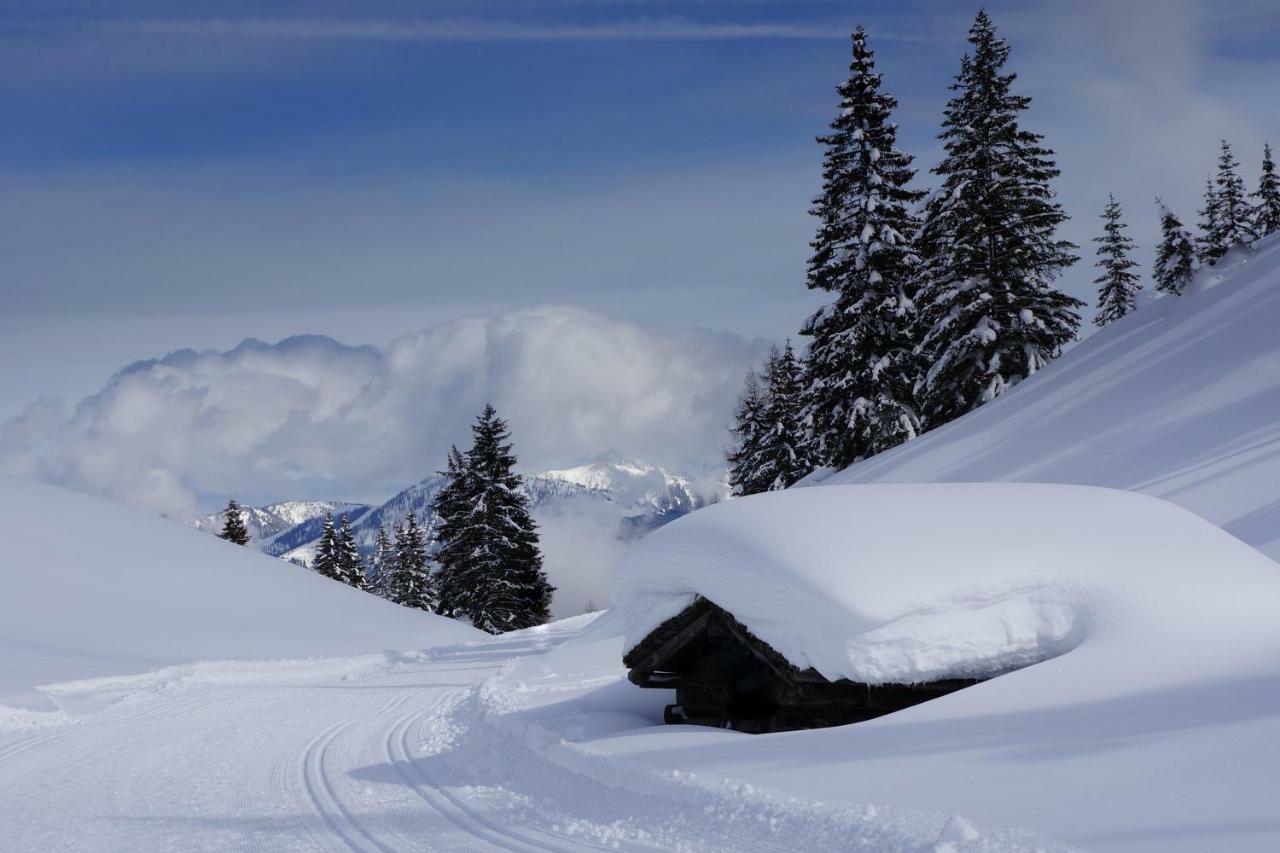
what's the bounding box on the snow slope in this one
[820,235,1280,559]
[0,476,478,710]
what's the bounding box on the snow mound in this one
[0,476,479,709]
[820,233,1280,561]
[616,483,1280,687]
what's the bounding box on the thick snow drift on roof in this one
[616,483,1280,687]
[820,234,1280,560]
[0,476,479,709]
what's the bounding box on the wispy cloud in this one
[100,17,842,42]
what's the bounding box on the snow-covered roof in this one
[615,483,1280,685]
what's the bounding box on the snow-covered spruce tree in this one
[368,525,394,598]
[758,342,814,490]
[387,509,434,612]
[914,10,1081,428]
[431,445,472,617]
[801,25,924,468]
[1197,176,1221,264]
[336,514,369,591]
[1253,142,1280,239]
[1152,200,1198,296]
[312,512,339,580]
[217,498,250,545]
[1092,194,1142,327]
[1203,140,1256,262]
[441,405,553,634]
[726,369,772,497]
[385,519,405,598]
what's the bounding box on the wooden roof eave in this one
[625,597,815,688]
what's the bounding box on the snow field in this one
[0,474,479,709]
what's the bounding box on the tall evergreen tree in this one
[432,446,473,617]
[914,10,1081,427]
[369,525,394,598]
[1203,140,1256,261]
[218,498,250,546]
[726,369,772,497]
[387,509,434,611]
[1152,199,1198,296]
[801,25,924,468]
[1092,194,1142,326]
[435,405,553,633]
[1253,142,1280,239]
[757,342,813,490]
[313,512,340,580]
[336,514,369,591]
[1197,176,1221,264]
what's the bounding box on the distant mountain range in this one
[191,457,715,613]
[192,500,371,552]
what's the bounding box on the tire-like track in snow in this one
[383,690,607,853]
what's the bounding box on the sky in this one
[2,0,1279,512]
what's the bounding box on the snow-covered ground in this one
[0,476,1063,851]
[0,475,477,709]
[0,615,1063,852]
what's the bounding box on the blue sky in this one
[2,0,1279,422]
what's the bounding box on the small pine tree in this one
[436,405,553,633]
[757,342,813,490]
[218,498,250,546]
[726,369,772,497]
[1202,140,1256,261]
[387,509,434,611]
[1253,142,1280,239]
[313,512,339,580]
[336,514,369,591]
[914,10,1081,428]
[1152,199,1198,296]
[1092,194,1142,326]
[801,25,924,468]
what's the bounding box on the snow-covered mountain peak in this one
[541,456,694,511]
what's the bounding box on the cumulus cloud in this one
[0,306,763,518]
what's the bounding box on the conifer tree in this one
[387,509,434,611]
[757,342,813,490]
[336,514,369,591]
[801,25,924,468]
[1253,142,1280,239]
[1093,195,1142,326]
[726,369,772,497]
[914,10,1081,428]
[1197,176,1221,264]
[432,446,472,617]
[1152,199,1198,296]
[369,525,394,598]
[312,512,339,580]
[1203,140,1256,261]
[435,405,553,633]
[218,498,250,546]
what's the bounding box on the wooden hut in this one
[624,597,983,733]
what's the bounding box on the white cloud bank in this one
[0,306,763,518]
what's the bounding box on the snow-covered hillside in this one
[0,475,478,710]
[819,235,1280,558]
